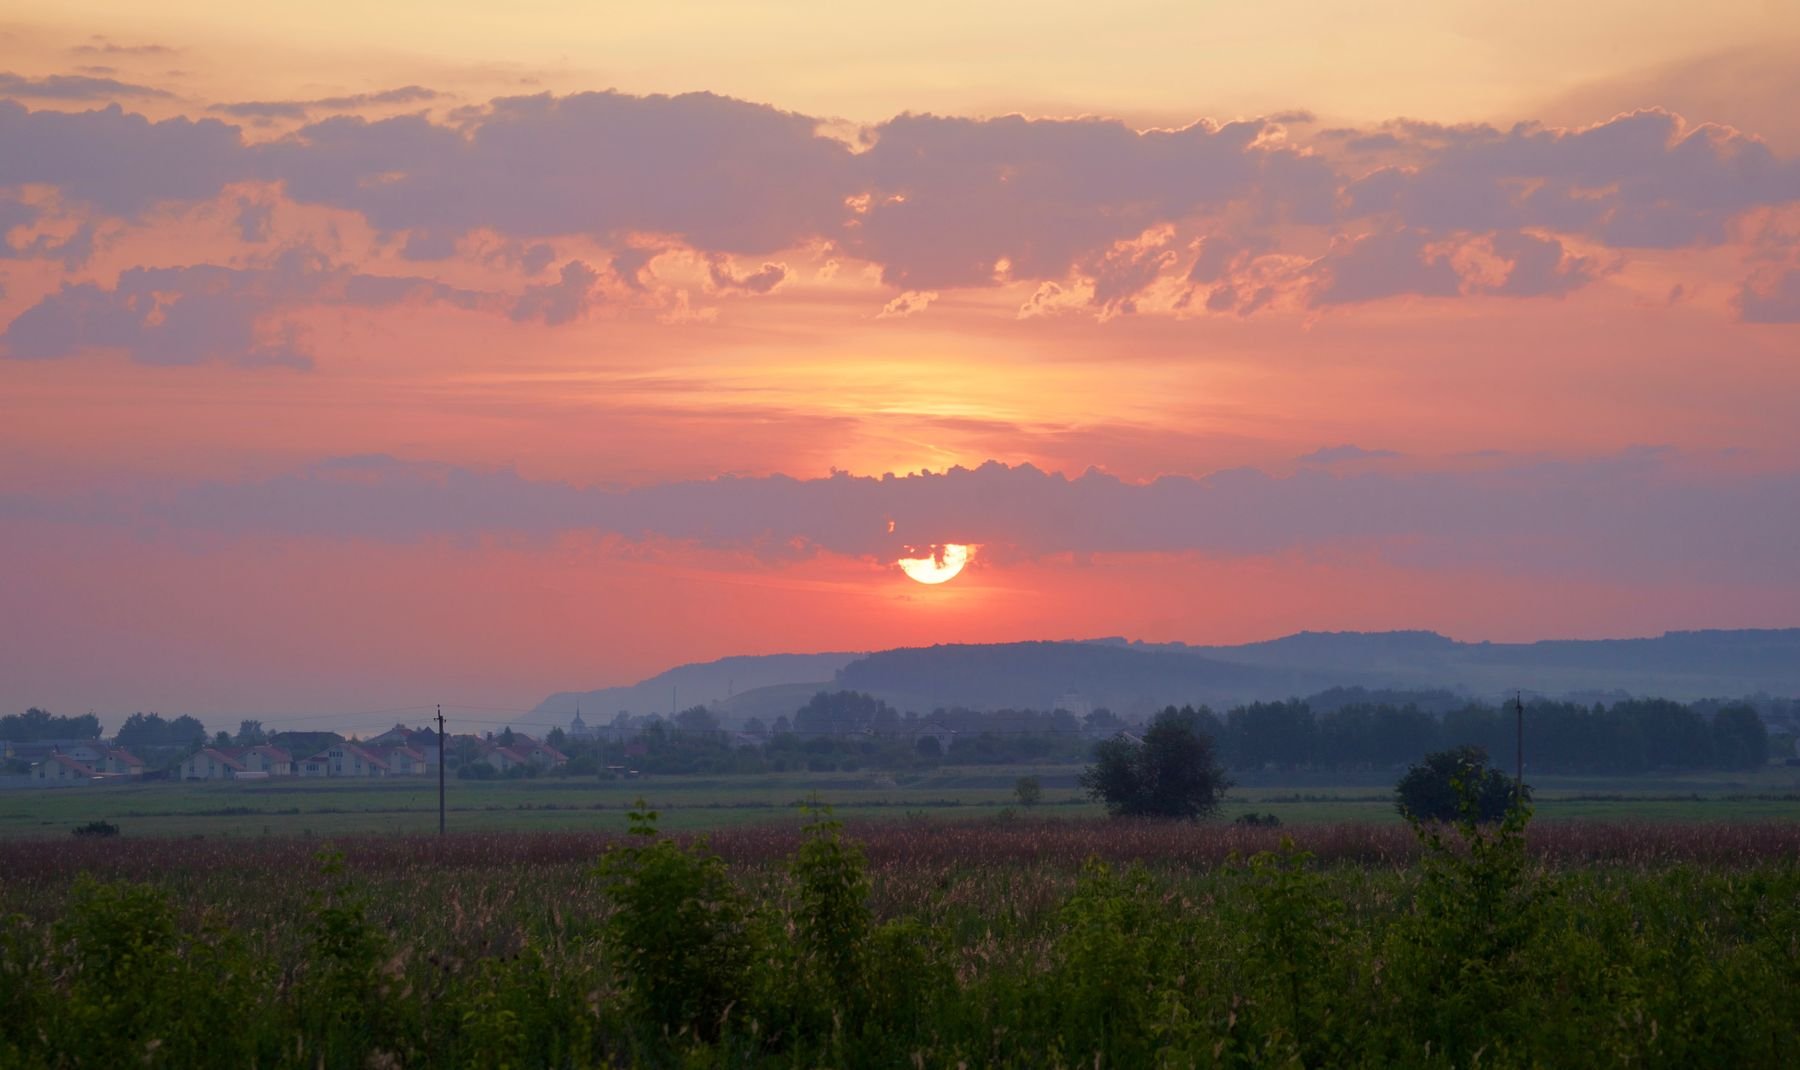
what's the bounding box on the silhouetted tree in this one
[1081,707,1229,820]
[1395,746,1525,824]
[0,708,100,742]
[1710,705,1769,770]
[674,706,722,735]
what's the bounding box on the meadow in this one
[3,763,1798,839]
[4,769,1798,1066]
[2,806,1799,1068]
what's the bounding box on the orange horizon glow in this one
[1,5,1798,720]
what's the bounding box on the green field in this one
[4,764,1797,839]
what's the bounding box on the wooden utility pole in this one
[1514,690,1525,807]
[436,704,447,836]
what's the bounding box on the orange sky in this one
[2,6,1798,723]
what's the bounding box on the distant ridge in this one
[525,628,1800,728]
[526,651,861,729]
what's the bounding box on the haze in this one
[3,2,1799,723]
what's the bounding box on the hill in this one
[526,628,1800,727]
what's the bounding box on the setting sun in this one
[897,543,973,585]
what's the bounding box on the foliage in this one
[1013,774,1043,806]
[71,819,119,838]
[594,801,757,1042]
[114,712,207,748]
[1395,744,1526,823]
[1,816,1799,1067]
[0,707,101,742]
[1081,706,1230,819]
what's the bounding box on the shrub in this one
[71,819,120,838]
[1394,744,1525,823]
[1080,707,1230,819]
[595,802,759,1042]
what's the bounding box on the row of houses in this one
[29,743,146,783]
[177,727,568,781]
[19,724,570,784]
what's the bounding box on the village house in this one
[476,733,567,773]
[236,745,292,776]
[180,747,248,780]
[321,740,391,777]
[32,753,98,784]
[374,745,428,775]
[91,747,145,775]
[912,722,957,755]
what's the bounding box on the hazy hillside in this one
[528,629,1800,726]
[525,652,861,731]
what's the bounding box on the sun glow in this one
[897,543,972,585]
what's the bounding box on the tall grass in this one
[0,813,1796,1067]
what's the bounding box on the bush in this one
[1081,707,1230,819]
[595,802,758,1042]
[71,820,120,838]
[1394,744,1525,823]
[1013,775,1043,806]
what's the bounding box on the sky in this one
[2,2,1799,726]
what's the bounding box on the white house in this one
[323,741,390,777]
[33,753,98,784]
[93,748,145,775]
[377,745,428,775]
[236,745,292,776]
[180,748,247,780]
[913,723,957,755]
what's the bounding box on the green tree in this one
[1080,707,1229,819]
[1710,704,1769,769]
[1394,745,1525,823]
[1013,775,1042,806]
[674,705,721,735]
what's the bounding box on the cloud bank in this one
[15,453,1793,586]
[2,88,1797,368]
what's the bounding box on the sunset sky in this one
[3,2,1799,724]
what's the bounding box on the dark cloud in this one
[1481,231,1598,297]
[1298,445,1400,465]
[38,453,1795,585]
[210,85,440,121]
[264,91,853,255]
[1309,228,1461,305]
[1,93,1796,319]
[1737,269,1800,323]
[0,71,172,101]
[844,114,1317,289]
[67,38,177,57]
[706,257,787,294]
[510,260,602,325]
[0,246,486,367]
[1342,110,1800,249]
[233,198,274,242]
[0,101,246,215]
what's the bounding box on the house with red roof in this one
[32,753,98,784]
[317,740,391,777]
[93,747,145,776]
[180,748,248,780]
[236,745,292,776]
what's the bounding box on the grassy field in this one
[3,811,1798,1067]
[2,763,1797,839]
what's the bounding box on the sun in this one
[897,543,972,585]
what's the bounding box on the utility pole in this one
[1514,690,1525,807]
[436,703,447,836]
